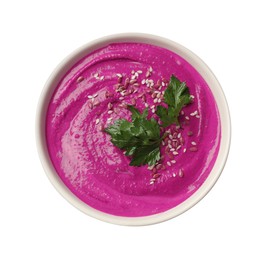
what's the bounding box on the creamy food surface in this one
[46,42,221,217]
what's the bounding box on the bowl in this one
[36,33,231,225]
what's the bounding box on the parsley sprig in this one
[105,106,161,166]
[104,75,191,166]
[156,75,192,127]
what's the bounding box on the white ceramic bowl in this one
[36,33,231,226]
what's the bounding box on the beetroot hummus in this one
[46,42,221,217]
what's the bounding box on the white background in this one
[1,0,266,259]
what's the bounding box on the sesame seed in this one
[185,116,190,120]
[151,105,155,109]
[93,93,98,98]
[93,73,99,78]
[107,117,113,121]
[87,95,93,99]
[157,98,161,103]
[162,82,165,86]
[170,148,175,152]
[153,173,161,179]
[100,75,105,80]
[134,72,139,77]
[187,131,193,136]
[107,110,113,114]
[190,95,195,99]
[178,169,184,178]
[116,73,122,78]
[146,71,151,78]
[131,70,135,74]
[137,70,143,74]
[119,97,124,100]
[183,148,187,153]
[141,79,146,85]
[149,180,154,185]
[133,83,139,87]
[94,101,100,106]
[77,76,84,83]
[145,103,149,107]
[171,160,176,164]
[147,165,154,170]
[177,133,181,138]
[108,102,113,110]
[177,145,181,150]
[95,119,100,125]
[149,66,153,72]
[130,79,137,84]
[172,173,176,177]
[189,147,198,152]
[169,135,173,139]
[196,115,200,118]
[191,141,197,145]
[152,108,155,113]
[156,164,162,170]
[173,151,178,155]
[167,161,171,166]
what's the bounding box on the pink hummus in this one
[46,42,221,217]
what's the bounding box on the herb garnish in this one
[105,106,161,166]
[104,75,191,166]
[156,75,192,127]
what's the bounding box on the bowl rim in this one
[36,33,231,226]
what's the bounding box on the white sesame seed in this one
[107,117,113,121]
[183,148,187,153]
[168,144,172,149]
[170,148,175,152]
[191,141,197,145]
[177,145,181,150]
[190,95,195,99]
[172,173,176,177]
[162,82,165,86]
[153,98,158,103]
[157,98,161,103]
[141,79,146,85]
[93,73,99,78]
[145,103,149,107]
[93,93,98,98]
[171,160,176,164]
[131,70,135,74]
[133,89,138,93]
[137,70,143,74]
[152,108,155,113]
[151,105,155,109]
[100,75,105,80]
[169,135,173,139]
[107,110,113,114]
[196,115,200,118]
[95,119,100,125]
[87,95,93,99]
[156,93,161,98]
[150,180,154,185]
[134,72,139,77]
[185,116,190,120]
[149,66,153,72]
[167,161,171,166]
[177,133,181,138]
[119,97,124,100]
[178,169,184,178]
[116,73,122,78]
[173,151,179,155]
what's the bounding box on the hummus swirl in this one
[46,43,220,217]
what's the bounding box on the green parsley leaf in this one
[156,75,192,127]
[104,107,161,166]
